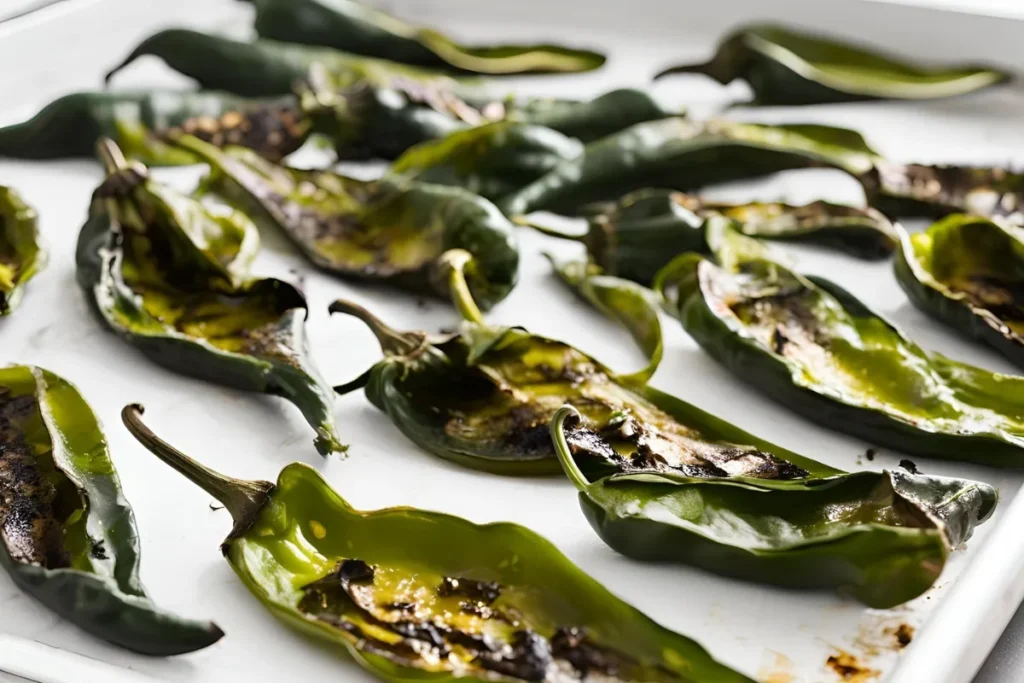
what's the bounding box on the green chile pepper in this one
[331,250,820,479]
[549,405,996,608]
[654,24,1010,105]
[508,88,678,143]
[530,188,897,285]
[122,403,753,683]
[895,215,1024,369]
[865,161,1024,221]
[0,366,222,655]
[656,220,1024,466]
[500,118,880,216]
[173,134,519,311]
[241,0,606,75]
[75,140,343,455]
[0,187,46,315]
[389,122,583,200]
[0,90,309,165]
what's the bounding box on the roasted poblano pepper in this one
[389,122,583,200]
[122,403,752,683]
[654,24,1009,105]
[507,88,678,143]
[865,161,1024,221]
[242,0,606,75]
[174,135,519,311]
[0,187,45,315]
[500,118,880,216]
[0,366,222,654]
[0,90,308,165]
[656,220,1024,465]
[552,260,998,606]
[895,215,1024,369]
[76,140,343,454]
[529,188,897,285]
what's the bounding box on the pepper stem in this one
[550,406,591,492]
[121,404,273,536]
[328,299,425,357]
[96,137,129,175]
[439,249,485,325]
[653,61,716,81]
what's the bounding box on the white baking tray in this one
[1,1,1023,681]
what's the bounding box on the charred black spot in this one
[90,538,108,560]
[446,628,499,653]
[163,104,309,162]
[900,459,920,475]
[551,626,628,677]
[866,448,877,461]
[339,558,375,584]
[438,576,501,604]
[476,630,551,682]
[565,425,620,464]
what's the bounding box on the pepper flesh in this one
[0,90,308,165]
[0,187,46,315]
[654,24,1009,105]
[0,366,222,655]
[173,134,519,311]
[241,0,606,75]
[656,220,1024,465]
[895,215,1024,369]
[122,404,753,683]
[76,139,343,455]
[866,161,1024,221]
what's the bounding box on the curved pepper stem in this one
[328,299,426,357]
[438,249,485,325]
[549,405,591,491]
[121,404,273,537]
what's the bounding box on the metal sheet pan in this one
[0,1,1022,681]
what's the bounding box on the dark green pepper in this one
[656,219,1024,466]
[529,188,897,285]
[104,29,467,98]
[865,161,1024,221]
[173,134,519,311]
[654,24,1010,105]
[122,403,753,683]
[76,139,343,455]
[507,88,678,143]
[242,0,606,75]
[549,405,996,608]
[0,90,309,165]
[388,121,583,200]
[0,366,222,655]
[500,118,880,216]
[895,215,1024,369]
[0,187,45,315]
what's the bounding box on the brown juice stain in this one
[826,651,880,681]
[757,651,794,683]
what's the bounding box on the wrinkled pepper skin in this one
[534,189,897,285]
[0,90,307,165]
[0,366,222,655]
[123,404,753,683]
[76,140,343,455]
[511,88,678,143]
[501,118,879,216]
[550,407,996,608]
[242,0,606,75]
[895,215,1024,369]
[0,187,46,315]
[865,161,1024,221]
[657,222,1024,466]
[389,122,583,200]
[174,135,519,311]
[655,24,1009,105]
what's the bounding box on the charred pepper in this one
[241,0,606,75]
[0,366,222,654]
[75,139,343,454]
[655,24,1009,105]
[528,188,896,285]
[656,219,1024,466]
[121,403,752,683]
[895,215,1024,369]
[0,187,46,315]
[173,134,519,311]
